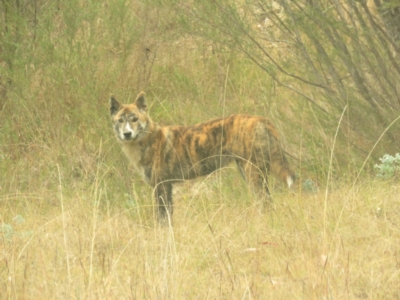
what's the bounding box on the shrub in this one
[374,153,400,179]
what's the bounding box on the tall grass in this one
[1,0,399,298]
[2,171,399,298]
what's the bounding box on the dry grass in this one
[1,1,400,299]
[1,172,399,299]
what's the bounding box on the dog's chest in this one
[122,142,162,185]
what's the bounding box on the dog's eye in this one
[131,117,139,122]
[118,118,124,123]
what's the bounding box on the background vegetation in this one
[1,0,399,298]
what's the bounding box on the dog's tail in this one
[270,150,296,188]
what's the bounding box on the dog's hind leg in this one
[236,159,272,206]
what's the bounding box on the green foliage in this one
[154,0,400,169]
[0,223,14,240]
[0,215,32,241]
[302,178,318,193]
[0,0,398,204]
[0,0,398,201]
[374,153,400,179]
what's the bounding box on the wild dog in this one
[110,92,295,223]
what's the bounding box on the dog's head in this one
[110,91,150,142]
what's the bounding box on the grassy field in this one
[1,0,400,299]
[1,173,399,299]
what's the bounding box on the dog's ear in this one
[110,95,121,116]
[135,91,147,111]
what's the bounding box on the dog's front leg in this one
[155,182,173,224]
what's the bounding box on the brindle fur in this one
[110,92,295,222]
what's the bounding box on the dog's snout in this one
[123,132,132,139]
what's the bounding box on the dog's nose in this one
[123,132,132,139]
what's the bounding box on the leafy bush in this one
[374,153,400,179]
